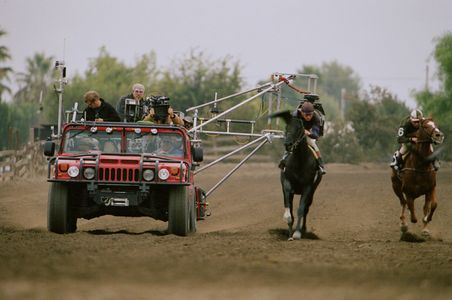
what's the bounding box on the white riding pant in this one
[399,144,408,155]
[307,137,320,152]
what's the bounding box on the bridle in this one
[415,119,443,144]
[288,120,307,152]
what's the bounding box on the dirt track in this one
[1,162,452,300]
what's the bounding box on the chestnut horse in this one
[391,117,444,236]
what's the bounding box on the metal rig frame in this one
[185,72,318,198]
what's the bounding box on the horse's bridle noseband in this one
[416,119,443,144]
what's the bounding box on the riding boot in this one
[314,151,326,174]
[390,151,403,171]
[317,157,326,175]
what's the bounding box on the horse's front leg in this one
[400,203,408,232]
[293,187,312,240]
[284,198,294,240]
[300,193,315,236]
[282,179,294,240]
[392,172,407,232]
[406,196,418,223]
[422,190,437,236]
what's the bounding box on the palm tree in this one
[0,28,13,101]
[15,52,54,103]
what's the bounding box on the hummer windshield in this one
[63,129,122,154]
[126,131,185,157]
[62,127,185,157]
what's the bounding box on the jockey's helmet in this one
[301,101,314,113]
[410,109,423,122]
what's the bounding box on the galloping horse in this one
[270,111,323,240]
[391,117,444,236]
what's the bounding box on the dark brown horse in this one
[391,118,444,236]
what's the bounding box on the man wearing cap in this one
[279,101,326,174]
[117,83,146,122]
[390,109,423,171]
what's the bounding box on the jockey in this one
[390,109,423,171]
[279,101,326,174]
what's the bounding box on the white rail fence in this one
[0,142,47,182]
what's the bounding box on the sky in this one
[1,0,451,108]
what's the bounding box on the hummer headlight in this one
[83,167,95,180]
[158,168,170,180]
[143,169,155,181]
[67,166,80,178]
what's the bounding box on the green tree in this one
[346,86,409,161]
[0,28,13,100]
[415,32,452,160]
[297,61,361,122]
[434,32,452,92]
[320,120,364,164]
[15,52,54,104]
[416,32,452,122]
[300,61,361,101]
[158,49,243,112]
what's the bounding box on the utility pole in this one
[54,61,67,138]
[341,88,346,120]
[425,64,430,92]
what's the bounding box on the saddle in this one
[308,145,319,159]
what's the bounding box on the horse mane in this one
[268,110,292,125]
[269,110,305,151]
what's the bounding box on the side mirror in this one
[192,146,203,162]
[44,141,55,156]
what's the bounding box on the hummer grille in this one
[98,167,139,182]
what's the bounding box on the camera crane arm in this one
[188,80,285,133]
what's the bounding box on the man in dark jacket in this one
[83,90,120,122]
[297,101,325,174]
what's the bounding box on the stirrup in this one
[433,160,440,171]
[319,165,326,175]
[392,164,401,171]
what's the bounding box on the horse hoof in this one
[292,231,301,240]
[422,216,431,224]
[288,237,294,241]
[400,224,408,233]
[421,229,431,237]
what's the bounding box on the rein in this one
[399,167,434,174]
[289,130,306,153]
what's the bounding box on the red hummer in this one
[44,121,205,236]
